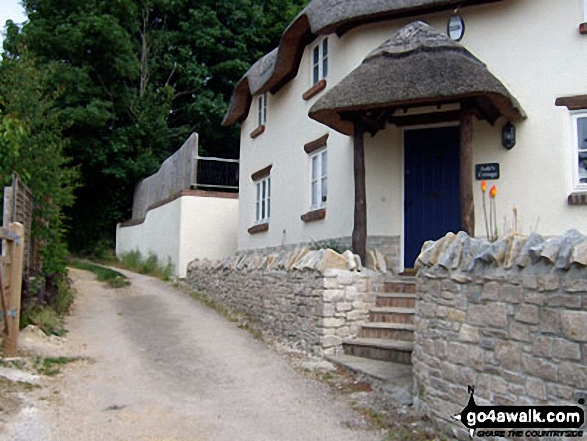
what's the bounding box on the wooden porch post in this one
[460,105,475,236]
[352,121,367,265]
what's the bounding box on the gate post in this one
[2,222,24,356]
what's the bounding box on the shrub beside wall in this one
[413,230,587,439]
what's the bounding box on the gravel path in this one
[5,268,383,441]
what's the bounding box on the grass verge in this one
[33,356,81,376]
[68,260,130,288]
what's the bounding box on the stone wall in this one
[186,247,381,354]
[413,230,587,439]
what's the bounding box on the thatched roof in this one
[222,0,506,126]
[309,21,525,135]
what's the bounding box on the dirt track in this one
[2,268,383,441]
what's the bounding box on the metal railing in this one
[193,156,239,191]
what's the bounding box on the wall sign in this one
[447,14,465,41]
[475,163,500,180]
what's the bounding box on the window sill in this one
[301,208,326,223]
[303,79,327,101]
[580,23,587,35]
[250,125,265,139]
[568,192,587,205]
[248,223,269,234]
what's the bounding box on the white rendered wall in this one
[238,0,587,254]
[116,195,238,277]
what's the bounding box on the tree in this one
[3,0,307,251]
[0,55,78,275]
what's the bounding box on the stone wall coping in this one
[417,229,587,276]
[188,246,370,275]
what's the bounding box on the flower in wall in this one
[481,182,498,242]
[489,185,498,241]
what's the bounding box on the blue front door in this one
[404,126,461,268]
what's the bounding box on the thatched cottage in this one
[224,0,587,271]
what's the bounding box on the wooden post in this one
[352,122,367,265]
[460,105,475,237]
[2,222,24,356]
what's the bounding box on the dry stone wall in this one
[186,247,381,354]
[413,230,587,439]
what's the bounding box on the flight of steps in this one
[343,277,416,365]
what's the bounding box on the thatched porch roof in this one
[309,21,525,136]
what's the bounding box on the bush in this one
[20,305,63,336]
[120,251,174,281]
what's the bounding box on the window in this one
[257,93,267,127]
[311,38,328,85]
[255,176,271,223]
[573,112,587,189]
[310,149,327,209]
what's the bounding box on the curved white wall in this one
[116,194,238,277]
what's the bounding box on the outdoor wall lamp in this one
[502,121,516,150]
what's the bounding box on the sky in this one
[0,0,27,46]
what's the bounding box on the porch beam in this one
[460,104,475,236]
[352,121,367,265]
[389,110,461,127]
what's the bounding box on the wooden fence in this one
[1,223,25,355]
[2,174,34,275]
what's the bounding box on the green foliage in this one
[68,260,130,288]
[0,55,78,277]
[50,277,75,315]
[33,356,81,376]
[20,305,63,336]
[119,250,174,281]
[3,0,307,252]
[309,239,349,255]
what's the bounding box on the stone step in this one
[343,338,413,364]
[359,322,414,341]
[369,307,415,325]
[383,278,416,294]
[375,293,416,308]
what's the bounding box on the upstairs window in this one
[257,93,267,127]
[574,112,587,189]
[255,176,271,223]
[310,149,327,209]
[312,38,328,85]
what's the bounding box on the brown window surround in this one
[301,208,326,223]
[248,223,269,235]
[304,134,329,154]
[303,79,327,101]
[251,164,272,182]
[568,193,587,205]
[250,125,265,139]
[580,23,587,35]
[555,95,587,110]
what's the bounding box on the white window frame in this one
[255,176,271,223]
[572,111,587,191]
[257,93,267,127]
[310,149,327,209]
[311,37,328,86]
